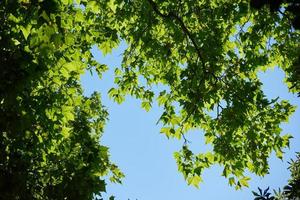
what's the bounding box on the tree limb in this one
[146,0,206,71]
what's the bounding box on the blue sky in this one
[81,43,300,200]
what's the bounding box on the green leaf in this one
[107,0,117,13]
[40,11,50,22]
[12,38,20,45]
[87,1,100,14]
[61,126,71,138]
[160,127,171,135]
[188,175,202,188]
[98,39,118,55]
[229,177,235,186]
[141,101,151,111]
[239,177,251,187]
[108,88,118,98]
[275,148,283,160]
[61,0,72,5]
[205,135,214,144]
[20,24,32,40]
[8,14,20,23]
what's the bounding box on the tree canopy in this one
[0,0,300,199]
[0,1,123,199]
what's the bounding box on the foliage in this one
[1,0,300,199]
[0,0,123,199]
[253,187,275,200]
[250,0,300,96]
[252,152,300,200]
[283,152,300,199]
[103,0,299,189]
[250,0,300,31]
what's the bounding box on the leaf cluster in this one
[0,0,123,199]
[252,152,300,200]
[102,0,299,189]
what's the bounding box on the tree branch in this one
[146,0,206,71]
